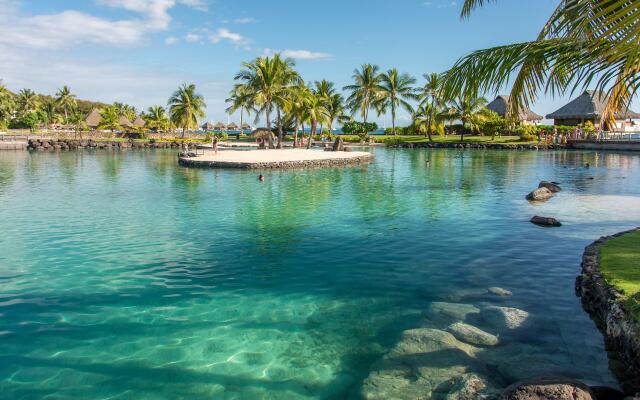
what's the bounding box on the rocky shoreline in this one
[178,153,374,169]
[391,141,565,150]
[26,138,182,151]
[576,228,640,395]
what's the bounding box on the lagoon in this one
[1,148,640,399]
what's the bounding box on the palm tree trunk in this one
[307,120,316,149]
[276,107,283,149]
[240,108,244,139]
[265,107,274,149]
[392,106,396,136]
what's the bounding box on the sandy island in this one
[178,148,374,169]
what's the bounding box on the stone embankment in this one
[576,228,640,396]
[392,141,565,150]
[26,138,182,151]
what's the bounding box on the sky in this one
[0,0,618,126]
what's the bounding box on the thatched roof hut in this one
[133,116,146,128]
[85,108,102,128]
[486,95,542,122]
[226,122,239,130]
[214,122,226,130]
[546,90,640,126]
[119,116,133,128]
[202,122,214,130]
[241,123,251,131]
[251,127,274,138]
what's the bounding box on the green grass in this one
[600,231,640,322]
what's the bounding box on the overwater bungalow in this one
[226,122,239,131]
[202,122,214,131]
[546,90,640,131]
[214,122,226,131]
[241,123,251,132]
[486,95,542,125]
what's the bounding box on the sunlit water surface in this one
[1,148,639,399]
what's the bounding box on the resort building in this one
[546,90,640,131]
[202,122,215,131]
[486,95,542,125]
[133,116,146,128]
[85,108,102,129]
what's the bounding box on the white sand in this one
[189,148,372,164]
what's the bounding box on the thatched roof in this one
[546,90,640,120]
[226,122,239,130]
[85,108,102,128]
[202,122,214,130]
[486,95,542,121]
[241,123,251,130]
[251,127,274,138]
[214,122,226,130]
[119,115,133,128]
[133,116,145,127]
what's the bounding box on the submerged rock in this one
[488,287,513,297]
[428,302,481,322]
[538,181,562,193]
[501,376,595,400]
[439,373,498,400]
[526,187,554,201]
[447,322,499,347]
[530,216,562,227]
[482,306,529,330]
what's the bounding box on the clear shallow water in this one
[0,148,639,399]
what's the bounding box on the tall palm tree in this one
[225,84,256,135]
[447,95,488,142]
[55,86,77,124]
[285,83,311,147]
[447,0,639,128]
[419,73,445,141]
[325,93,346,138]
[343,64,381,124]
[146,105,170,135]
[0,81,15,125]
[377,68,417,136]
[303,93,330,149]
[168,83,206,138]
[17,89,39,115]
[234,54,301,148]
[313,79,336,132]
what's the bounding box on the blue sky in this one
[0,0,609,125]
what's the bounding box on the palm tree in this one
[0,81,15,125]
[303,93,330,149]
[98,106,122,133]
[285,83,312,147]
[343,64,381,124]
[419,73,445,141]
[377,69,417,136]
[41,101,60,127]
[145,106,170,136]
[413,103,447,138]
[168,83,206,138]
[447,0,638,128]
[313,79,336,133]
[17,89,39,115]
[447,95,488,142]
[55,86,77,124]
[325,93,346,139]
[225,84,255,136]
[234,54,301,148]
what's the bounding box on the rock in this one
[332,137,344,152]
[445,288,488,302]
[488,287,513,297]
[501,377,595,400]
[440,373,497,400]
[539,181,562,193]
[482,306,529,330]
[428,302,481,321]
[526,187,554,201]
[530,216,562,227]
[447,322,499,346]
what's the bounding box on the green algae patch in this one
[600,230,640,321]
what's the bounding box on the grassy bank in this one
[600,230,640,321]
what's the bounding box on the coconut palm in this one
[98,106,122,133]
[413,103,447,138]
[313,79,337,132]
[377,69,417,136]
[41,101,61,126]
[145,105,170,135]
[447,95,488,142]
[446,0,639,128]
[225,84,256,136]
[285,83,312,147]
[0,81,15,125]
[325,93,346,138]
[234,54,301,148]
[343,64,381,124]
[419,73,445,141]
[302,93,330,149]
[55,86,77,124]
[168,83,206,138]
[17,89,39,115]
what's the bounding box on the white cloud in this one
[185,33,201,42]
[208,28,248,44]
[263,48,331,60]
[165,36,178,45]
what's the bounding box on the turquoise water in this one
[1,148,639,399]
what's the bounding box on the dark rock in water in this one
[589,386,625,400]
[501,377,595,400]
[332,137,344,152]
[526,187,554,201]
[530,216,562,227]
[538,181,561,193]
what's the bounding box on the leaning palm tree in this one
[419,73,445,141]
[377,69,418,136]
[168,83,206,138]
[447,95,488,142]
[17,89,39,115]
[225,84,256,135]
[343,64,381,124]
[55,86,77,124]
[446,0,639,129]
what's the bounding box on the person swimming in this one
[258,174,264,181]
